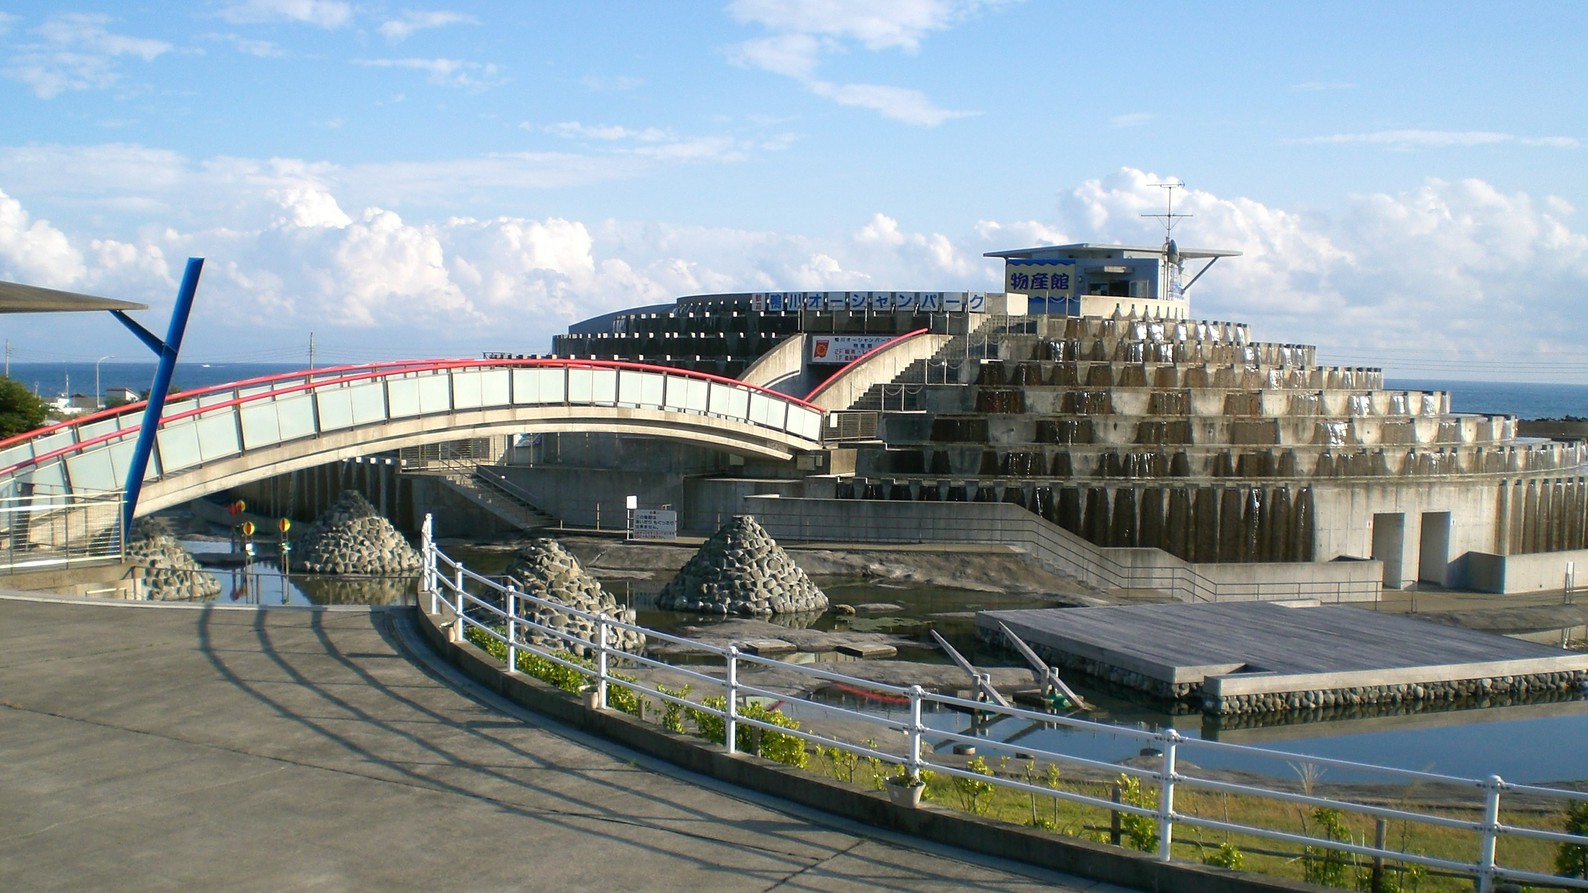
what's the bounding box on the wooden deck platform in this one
[977,602,1588,714]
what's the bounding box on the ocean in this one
[1389,378,1588,420]
[8,361,337,402]
[7,362,1587,419]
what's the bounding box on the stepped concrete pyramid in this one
[657,515,828,616]
[502,538,645,656]
[297,491,422,576]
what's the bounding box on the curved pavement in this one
[0,596,1118,892]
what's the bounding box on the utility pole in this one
[309,331,316,371]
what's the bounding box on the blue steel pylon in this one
[111,257,204,538]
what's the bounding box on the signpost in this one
[630,509,678,541]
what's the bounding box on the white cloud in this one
[4,151,1587,379]
[543,122,671,143]
[0,188,86,286]
[808,81,975,126]
[218,0,353,28]
[354,57,504,89]
[726,0,989,126]
[1045,168,1588,377]
[1109,112,1152,128]
[730,34,824,80]
[728,0,981,51]
[379,11,477,42]
[3,13,172,98]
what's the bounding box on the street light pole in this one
[95,355,112,409]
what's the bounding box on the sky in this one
[1,0,1586,383]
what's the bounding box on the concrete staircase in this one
[420,460,556,533]
[843,316,1002,411]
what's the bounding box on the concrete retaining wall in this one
[747,495,1382,603]
[1204,661,1588,715]
[1463,547,1588,594]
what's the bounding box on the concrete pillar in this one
[1139,487,1164,550]
[1551,480,1567,552]
[1058,486,1082,534]
[1085,487,1110,546]
[1193,487,1219,562]
[1496,480,1512,556]
[1518,483,1530,552]
[1570,478,1587,549]
[1111,487,1137,547]
[1241,488,1263,563]
[1293,487,1316,562]
[1268,487,1293,562]
[1510,481,1527,555]
[1165,487,1190,559]
[1218,488,1244,562]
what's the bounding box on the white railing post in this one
[724,645,739,754]
[421,514,437,614]
[1476,775,1504,893]
[505,586,519,673]
[906,685,925,780]
[453,563,465,640]
[1157,730,1179,861]
[595,612,610,710]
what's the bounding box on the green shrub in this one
[464,624,640,715]
[685,696,807,769]
[819,743,862,784]
[1024,761,1065,831]
[655,683,692,734]
[952,756,996,815]
[1115,773,1160,853]
[687,695,727,743]
[1557,799,1588,879]
[1204,841,1245,871]
[1302,807,1353,888]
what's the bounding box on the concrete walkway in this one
[0,595,1118,892]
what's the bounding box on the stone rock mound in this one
[296,491,422,576]
[501,538,645,657]
[126,518,221,601]
[657,515,828,616]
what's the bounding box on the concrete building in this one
[484,238,1588,597]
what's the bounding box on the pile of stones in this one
[500,538,645,657]
[126,518,221,601]
[656,515,828,616]
[295,491,422,576]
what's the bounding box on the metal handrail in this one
[418,517,1588,892]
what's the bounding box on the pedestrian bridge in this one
[0,359,827,518]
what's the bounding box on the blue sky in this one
[1,1,1586,383]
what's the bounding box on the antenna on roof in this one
[1142,179,1188,270]
[1142,179,1189,242]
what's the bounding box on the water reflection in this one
[185,539,417,606]
[293,574,417,606]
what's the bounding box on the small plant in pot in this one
[885,765,927,807]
